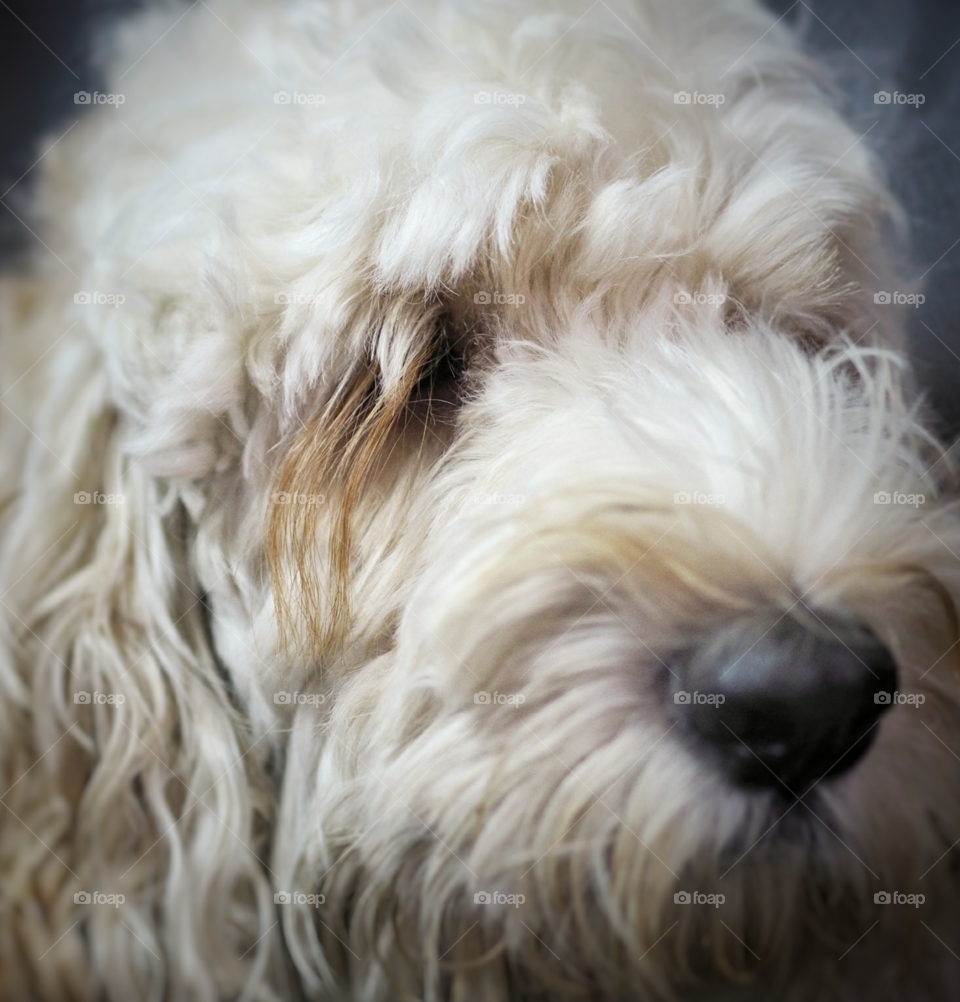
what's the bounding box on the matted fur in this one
[1,1,959,1000]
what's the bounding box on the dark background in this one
[2,0,959,436]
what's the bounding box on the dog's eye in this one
[409,329,470,421]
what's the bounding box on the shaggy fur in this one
[1,0,959,999]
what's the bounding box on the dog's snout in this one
[670,614,898,795]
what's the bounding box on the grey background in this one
[1,0,958,435]
[767,0,960,438]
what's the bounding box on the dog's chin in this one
[300,764,905,1002]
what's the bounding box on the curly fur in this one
[1,1,959,1000]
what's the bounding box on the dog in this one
[1,0,959,999]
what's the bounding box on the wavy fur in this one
[1,1,958,1000]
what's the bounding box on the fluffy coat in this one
[1,0,958,999]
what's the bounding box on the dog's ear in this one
[0,288,275,998]
[268,296,456,656]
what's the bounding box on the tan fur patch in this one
[268,299,445,654]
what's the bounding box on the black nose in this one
[668,613,898,795]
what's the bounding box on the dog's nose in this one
[669,613,898,794]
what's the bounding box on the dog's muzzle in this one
[669,613,898,795]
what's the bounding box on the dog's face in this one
[255,297,960,999]
[7,1,960,999]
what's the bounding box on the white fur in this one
[1,1,958,999]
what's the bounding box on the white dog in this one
[1,0,958,999]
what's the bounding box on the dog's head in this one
[7,1,960,1000]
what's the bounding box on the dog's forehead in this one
[53,0,896,447]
